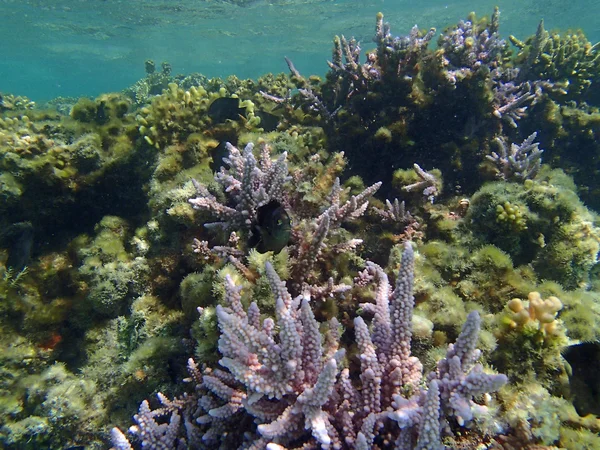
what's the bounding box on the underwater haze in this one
[1,0,598,100]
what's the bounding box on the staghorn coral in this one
[373,12,436,80]
[486,132,543,182]
[437,7,506,85]
[510,21,600,104]
[491,79,541,129]
[373,198,414,225]
[294,9,526,201]
[188,140,380,297]
[317,13,436,115]
[189,141,291,232]
[402,163,442,204]
[291,12,437,125]
[111,243,507,449]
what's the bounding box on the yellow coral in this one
[502,292,563,339]
[496,201,528,231]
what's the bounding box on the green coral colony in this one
[2,7,600,450]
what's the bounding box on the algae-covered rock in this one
[179,268,217,320]
[0,93,152,251]
[0,363,104,449]
[73,216,150,320]
[70,133,102,173]
[467,168,600,288]
[71,93,130,125]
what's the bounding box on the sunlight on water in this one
[1,0,597,100]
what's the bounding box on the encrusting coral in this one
[493,292,567,385]
[502,293,563,337]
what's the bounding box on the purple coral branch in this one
[189,141,291,231]
[487,132,543,181]
[492,79,541,128]
[112,244,507,450]
[429,311,508,426]
[403,163,440,203]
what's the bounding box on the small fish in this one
[0,221,34,271]
[248,200,291,254]
[563,342,600,416]
[210,141,231,172]
[208,97,246,124]
[208,97,280,131]
[255,109,280,132]
[96,100,109,124]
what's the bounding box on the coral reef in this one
[110,244,507,449]
[72,216,150,320]
[281,8,522,199]
[188,140,380,301]
[466,168,600,287]
[1,6,600,450]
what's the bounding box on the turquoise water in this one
[1,0,597,101]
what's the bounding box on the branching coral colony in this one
[187,141,381,296]
[110,131,507,449]
[111,242,507,449]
